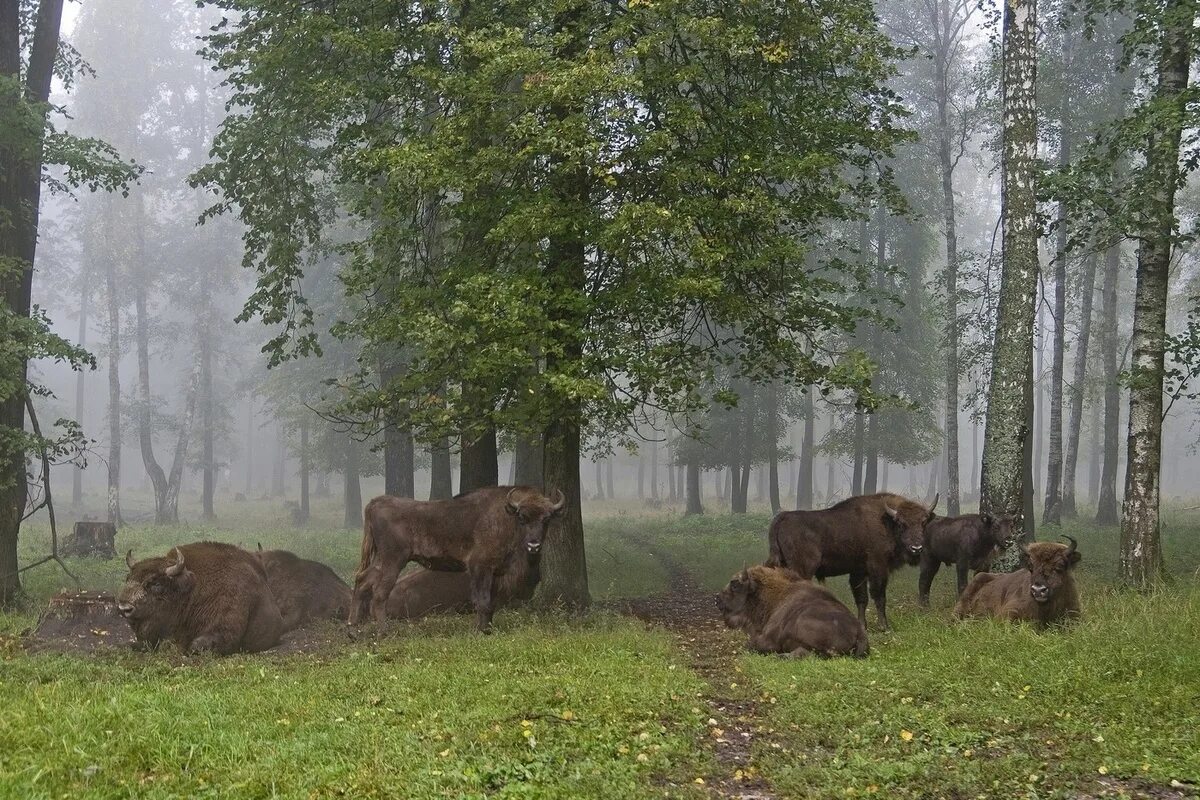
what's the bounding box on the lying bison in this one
[351,485,565,631]
[718,565,869,658]
[918,512,1017,606]
[118,542,283,654]
[385,542,541,619]
[255,546,351,632]
[954,537,1081,628]
[767,492,938,631]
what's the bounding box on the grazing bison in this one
[954,537,1082,628]
[351,485,565,631]
[766,492,938,631]
[255,546,351,632]
[918,512,1018,606]
[117,542,283,654]
[385,543,541,619]
[718,565,869,658]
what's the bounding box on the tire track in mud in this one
[612,526,779,800]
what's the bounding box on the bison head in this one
[885,493,938,565]
[117,547,195,641]
[980,512,1018,549]
[1021,537,1081,604]
[506,487,567,554]
[717,567,758,630]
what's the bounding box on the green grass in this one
[4,494,1200,798]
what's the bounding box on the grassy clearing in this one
[5,494,1200,798]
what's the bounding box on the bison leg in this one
[367,550,410,625]
[747,633,778,654]
[848,572,869,631]
[955,562,971,598]
[469,569,496,633]
[868,573,891,632]
[918,557,939,608]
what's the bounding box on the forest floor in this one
[2,494,1200,798]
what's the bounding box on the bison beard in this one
[718,565,868,658]
[385,545,541,619]
[117,542,284,655]
[766,492,937,631]
[918,512,1018,606]
[954,537,1082,628]
[351,485,565,631]
[255,547,351,632]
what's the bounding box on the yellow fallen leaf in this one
[561,710,575,721]
[1098,766,1108,775]
[900,730,914,742]
[694,778,705,785]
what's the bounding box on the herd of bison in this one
[106,485,1083,658]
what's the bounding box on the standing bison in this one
[767,492,937,631]
[918,512,1017,606]
[351,485,565,631]
[954,537,1082,628]
[255,546,351,632]
[384,543,542,620]
[117,542,284,654]
[718,565,869,658]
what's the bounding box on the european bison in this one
[117,542,284,654]
[766,492,938,631]
[954,537,1082,628]
[255,546,351,632]
[351,485,565,631]
[918,512,1018,606]
[718,565,869,658]
[384,543,541,619]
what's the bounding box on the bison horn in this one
[1061,535,1078,557]
[928,493,939,515]
[885,506,900,521]
[506,487,521,515]
[165,547,186,578]
[549,488,566,513]
[125,549,135,570]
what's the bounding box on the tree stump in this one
[62,521,118,559]
[27,590,136,653]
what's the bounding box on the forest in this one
[1,0,1199,797]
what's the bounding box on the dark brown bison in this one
[384,543,541,619]
[351,485,565,631]
[954,537,1082,628]
[255,546,351,632]
[918,512,1018,606]
[117,542,283,654]
[718,565,869,658]
[766,492,938,631]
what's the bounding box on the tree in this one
[2,0,134,603]
[980,0,1039,537]
[1096,244,1122,524]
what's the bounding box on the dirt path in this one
[615,530,778,800]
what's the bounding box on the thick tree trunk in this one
[298,420,310,524]
[460,424,498,494]
[429,438,453,499]
[685,457,703,515]
[1097,244,1121,524]
[797,390,814,509]
[1121,2,1192,587]
[864,414,879,495]
[540,410,588,606]
[981,0,1039,537]
[851,409,865,495]
[103,211,123,526]
[1062,252,1098,518]
[1044,113,1072,525]
[344,437,362,529]
[514,433,544,488]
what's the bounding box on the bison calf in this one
[718,566,869,658]
[118,542,284,654]
[919,512,1017,606]
[385,545,541,620]
[256,546,351,632]
[954,537,1082,628]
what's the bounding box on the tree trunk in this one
[1034,302,1044,503]
[851,408,865,495]
[864,414,879,495]
[797,390,814,509]
[244,398,254,496]
[380,358,416,498]
[72,279,89,508]
[685,457,703,515]
[460,424,498,494]
[161,369,198,524]
[649,437,659,500]
[1088,402,1102,509]
[199,312,216,521]
[605,457,614,500]
[514,433,544,488]
[1121,1,1192,587]
[637,452,645,499]
[981,0,1039,538]
[344,437,362,529]
[272,423,285,497]
[103,207,123,526]
[667,430,678,501]
[133,222,175,524]
[429,438,453,499]
[298,420,310,524]
[594,459,605,500]
[1023,354,1036,543]
[1044,107,1072,525]
[1062,252,1098,518]
[1097,243,1121,525]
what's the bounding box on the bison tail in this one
[766,519,785,569]
[356,512,377,578]
[853,627,870,659]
